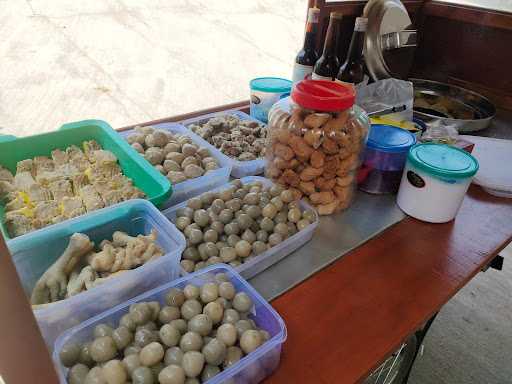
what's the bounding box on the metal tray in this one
[411,78,495,132]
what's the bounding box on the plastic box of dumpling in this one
[119,123,232,208]
[8,199,185,350]
[0,119,172,240]
[53,264,287,384]
[181,110,267,178]
[163,176,319,280]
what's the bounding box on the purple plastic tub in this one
[358,124,416,194]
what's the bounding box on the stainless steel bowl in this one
[411,78,496,132]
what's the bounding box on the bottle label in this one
[354,17,368,32]
[312,73,334,81]
[307,8,320,23]
[292,63,314,83]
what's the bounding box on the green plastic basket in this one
[0,119,172,239]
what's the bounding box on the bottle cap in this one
[408,143,479,179]
[291,80,355,111]
[367,124,416,153]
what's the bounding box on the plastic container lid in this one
[367,124,416,153]
[408,143,479,179]
[291,80,355,111]
[250,77,292,93]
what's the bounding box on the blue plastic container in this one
[163,176,319,279]
[8,199,186,349]
[250,77,292,123]
[182,110,267,178]
[119,123,232,208]
[53,264,287,384]
[359,124,417,194]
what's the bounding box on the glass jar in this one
[265,80,370,215]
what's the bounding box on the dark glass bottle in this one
[312,12,343,81]
[292,7,320,84]
[336,17,368,86]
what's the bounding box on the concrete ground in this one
[0,0,306,136]
[1,2,511,383]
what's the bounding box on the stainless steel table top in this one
[249,191,405,301]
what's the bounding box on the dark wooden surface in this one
[0,235,59,383]
[265,185,512,383]
[411,1,512,110]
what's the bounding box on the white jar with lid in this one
[397,143,479,223]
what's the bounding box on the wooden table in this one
[1,104,511,383]
[123,104,512,383]
[267,185,512,383]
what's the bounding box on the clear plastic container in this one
[266,81,370,215]
[163,176,319,279]
[53,264,287,384]
[0,120,172,239]
[358,124,416,194]
[182,110,266,178]
[8,199,186,349]
[119,123,232,208]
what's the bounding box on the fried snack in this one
[265,103,367,215]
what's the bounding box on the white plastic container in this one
[249,77,292,123]
[397,143,479,223]
[8,199,186,349]
[53,264,287,384]
[460,135,512,198]
[181,110,266,178]
[120,123,232,208]
[163,176,319,279]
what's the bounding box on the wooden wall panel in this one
[411,2,512,109]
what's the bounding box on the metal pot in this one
[411,79,495,133]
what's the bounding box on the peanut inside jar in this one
[265,80,369,215]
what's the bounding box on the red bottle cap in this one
[291,80,355,112]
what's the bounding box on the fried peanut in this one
[304,130,323,149]
[304,113,331,129]
[336,174,354,187]
[300,166,324,181]
[314,177,336,191]
[274,143,294,161]
[310,191,335,205]
[274,129,291,145]
[333,185,351,202]
[299,181,316,195]
[289,135,313,159]
[274,157,290,170]
[282,169,300,187]
[310,150,325,168]
[321,138,339,155]
[316,200,338,215]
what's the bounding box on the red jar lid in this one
[291,80,355,112]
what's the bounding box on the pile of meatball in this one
[126,126,220,185]
[60,274,269,384]
[176,179,316,273]
[187,115,267,161]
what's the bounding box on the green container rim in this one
[250,77,293,93]
[407,143,479,180]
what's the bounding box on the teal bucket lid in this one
[250,77,292,93]
[408,143,479,179]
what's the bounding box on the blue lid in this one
[408,143,479,179]
[250,77,292,93]
[367,124,417,153]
